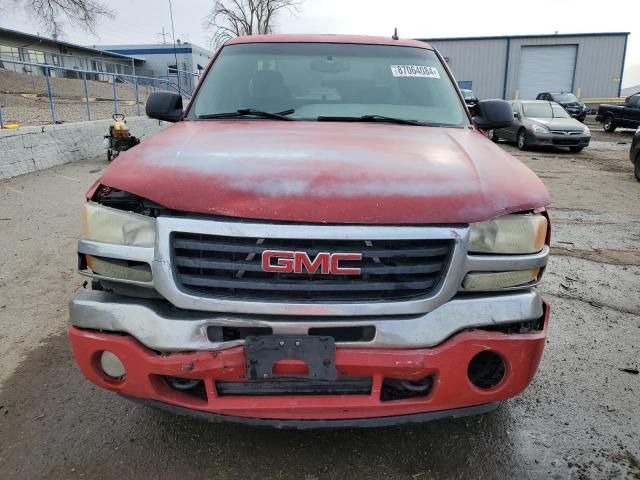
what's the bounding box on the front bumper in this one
[69,289,545,351]
[68,290,549,424]
[566,108,586,120]
[527,131,590,148]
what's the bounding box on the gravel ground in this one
[0,127,638,479]
[0,69,155,126]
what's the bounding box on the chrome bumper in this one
[69,288,545,352]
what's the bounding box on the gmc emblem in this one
[261,250,362,275]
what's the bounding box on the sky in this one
[1,0,638,87]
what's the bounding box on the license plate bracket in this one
[244,335,337,381]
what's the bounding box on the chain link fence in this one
[0,59,198,127]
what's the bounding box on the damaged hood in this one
[99,121,549,224]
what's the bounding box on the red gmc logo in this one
[261,250,362,275]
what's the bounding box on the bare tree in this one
[12,0,114,36]
[204,0,301,49]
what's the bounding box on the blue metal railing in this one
[0,58,198,125]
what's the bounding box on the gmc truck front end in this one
[70,205,549,427]
[68,35,551,427]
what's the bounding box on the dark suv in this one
[631,128,640,181]
[536,92,587,122]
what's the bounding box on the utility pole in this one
[157,27,169,44]
[168,0,181,96]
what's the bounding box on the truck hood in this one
[99,121,550,224]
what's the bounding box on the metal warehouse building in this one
[418,33,629,100]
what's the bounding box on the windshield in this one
[551,93,578,103]
[189,42,468,126]
[522,102,570,119]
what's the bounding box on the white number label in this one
[390,65,441,79]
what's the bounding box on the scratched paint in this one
[97,120,549,224]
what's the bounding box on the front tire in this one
[603,115,616,133]
[487,130,499,142]
[569,146,584,153]
[635,155,640,182]
[517,129,528,150]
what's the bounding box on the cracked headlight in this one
[82,201,155,247]
[469,214,547,254]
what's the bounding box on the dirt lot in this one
[0,125,639,479]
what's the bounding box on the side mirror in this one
[473,99,514,130]
[514,111,519,118]
[145,92,183,122]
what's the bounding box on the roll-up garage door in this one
[517,45,577,99]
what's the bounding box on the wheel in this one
[603,115,616,133]
[517,129,528,150]
[487,130,499,142]
[107,149,112,162]
[569,146,584,153]
[635,155,640,182]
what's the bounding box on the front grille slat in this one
[175,256,444,275]
[173,238,450,259]
[179,274,437,292]
[172,232,454,302]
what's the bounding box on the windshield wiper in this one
[317,115,423,126]
[198,108,295,121]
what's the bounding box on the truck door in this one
[627,95,640,128]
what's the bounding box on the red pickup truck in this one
[69,35,551,428]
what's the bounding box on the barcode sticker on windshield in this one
[390,65,440,78]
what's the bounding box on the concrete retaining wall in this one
[0,116,168,180]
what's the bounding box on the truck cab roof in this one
[225,34,434,50]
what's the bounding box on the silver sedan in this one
[489,100,591,153]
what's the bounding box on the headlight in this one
[531,124,549,134]
[469,214,547,254]
[82,201,155,247]
[583,126,591,135]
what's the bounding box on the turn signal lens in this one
[462,269,540,290]
[469,214,547,254]
[85,255,152,282]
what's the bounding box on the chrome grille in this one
[549,130,582,135]
[171,232,453,302]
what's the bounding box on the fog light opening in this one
[99,351,126,381]
[468,351,506,389]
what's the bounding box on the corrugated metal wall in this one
[505,35,626,100]
[422,34,627,100]
[428,38,507,100]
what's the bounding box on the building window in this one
[0,45,20,61]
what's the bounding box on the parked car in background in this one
[596,94,640,132]
[489,100,591,152]
[536,92,587,122]
[460,89,478,108]
[631,127,640,181]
